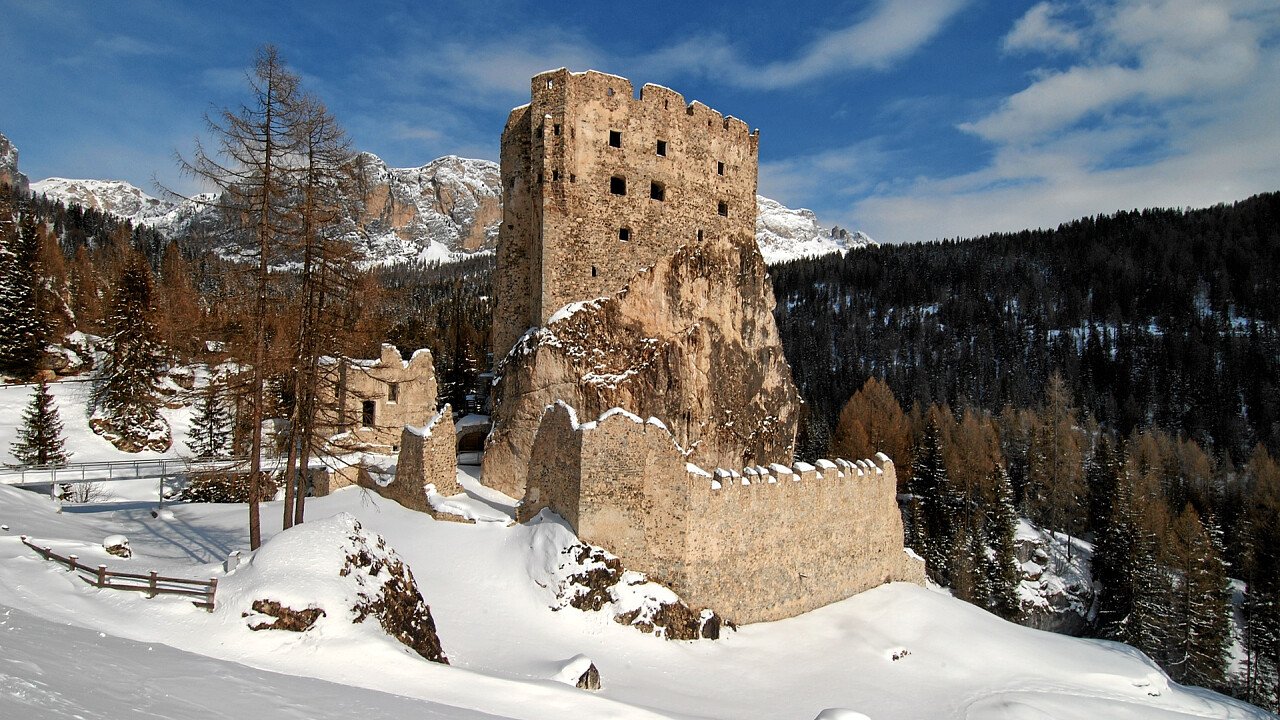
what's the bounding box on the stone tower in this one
[492,68,761,362]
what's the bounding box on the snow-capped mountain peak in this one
[31,177,173,228]
[28,155,872,267]
[755,195,875,264]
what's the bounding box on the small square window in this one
[650,181,665,201]
[656,140,667,156]
[552,170,560,182]
[619,227,631,242]
[717,161,725,176]
[606,87,615,97]
[610,176,626,195]
[591,265,598,277]
[361,400,376,427]
[569,174,576,183]
[609,130,622,148]
[553,124,561,136]
[697,229,704,242]
[546,79,554,89]
[717,201,728,217]
[388,382,399,403]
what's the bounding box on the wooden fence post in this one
[68,554,78,573]
[207,578,218,612]
[148,570,158,598]
[97,564,107,587]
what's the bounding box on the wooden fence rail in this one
[20,535,217,611]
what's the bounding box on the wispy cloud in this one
[648,0,970,89]
[1002,3,1083,54]
[840,0,1280,242]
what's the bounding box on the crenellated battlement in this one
[520,403,925,624]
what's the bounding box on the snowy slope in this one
[0,379,1270,719]
[0,480,1268,720]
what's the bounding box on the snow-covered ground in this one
[0,380,1270,719]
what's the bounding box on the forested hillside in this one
[772,193,1280,462]
[771,193,1280,707]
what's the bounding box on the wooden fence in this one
[20,535,217,612]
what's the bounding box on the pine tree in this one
[90,251,170,452]
[981,463,1023,620]
[187,379,231,459]
[11,380,69,466]
[909,412,958,585]
[0,199,46,378]
[1168,504,1231,688]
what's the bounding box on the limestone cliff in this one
[0,133,30,195]
[482,232,801,498]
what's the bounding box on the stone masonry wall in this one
[493,68,760,361]
[346,406,458,514]
[522,404,925,624]
[315,344,437,450]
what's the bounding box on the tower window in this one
[650,181,665,201]
[717,201,728,217]
[552,170,560,182]
[619,227,631,242]
[609,130,622,148]
[553,124,561,136]
[591,266,598,277]
[607,87,615,97]
[569,174,576,183]
[717,161,725,176]
[546,78,554,89]
[361,400,376,427]
[656,140,667,156]
[697,229,704,242]
[387,382,399,403]
[610,176,626,195]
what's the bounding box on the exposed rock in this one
[102,535,131,558]
[224,513,449,664]
[88,416,171,453]
[576,663,601,690]
[0,133,29,195]
[483,232,801,498]
[245,599,325,632]
[538,526,729,642]
[341,522,449,664]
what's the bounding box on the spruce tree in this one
[982,463,1023,620]
[90,252,170,452]
[1168,505,1231,688]
[909,413,958,585]
[187,379,231,459]
[11,380,69,466]
[0,200,45,378]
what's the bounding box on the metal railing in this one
[0,457,253,488]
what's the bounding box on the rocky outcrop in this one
[482,232,801,498]
[0,133,29,195]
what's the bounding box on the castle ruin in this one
[492,68,759,361]
[483,69,923,623]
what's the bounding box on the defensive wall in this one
[520,403,925,624]
[493,68,760,361]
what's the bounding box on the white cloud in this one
[1003,3,1083,54]
[649,0,970,89]
[838,0,1280,242]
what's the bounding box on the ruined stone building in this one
[311,345,459,513]
[481,69,923,624]
[314,344,437,452]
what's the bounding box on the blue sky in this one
[1,0,1277,243]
